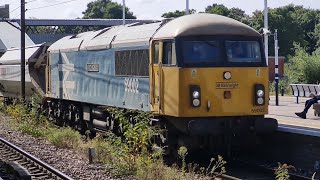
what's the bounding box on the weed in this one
[205,155,227,178]
[18,123,46,137]
[47,127,81,149]
[275,162,296,180]
[178,146,188,175]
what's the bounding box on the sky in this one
[1,0,320,20]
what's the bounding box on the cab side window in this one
[163,42,176,65]
[153,42,159,64]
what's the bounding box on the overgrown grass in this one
[1,100,227,179]
[47,127,82,149]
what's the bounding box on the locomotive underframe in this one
[40,97,277,153]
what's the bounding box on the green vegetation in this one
[178,146,188,175]
[286,46,320,84]
[274,163,295,180]
[268,45,320,95]
[82,0,136,19]
[47,128,82,149]
[0,100,227,179]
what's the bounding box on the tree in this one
[205,4,229,16]
[205,4,249,24]
[161,9,196,18]
[250,4,319,57]
[315,23,320,48]
[82,0,136,19]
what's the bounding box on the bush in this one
[286,45,320,84]
[47,127,82,149]
[18,124,46,137]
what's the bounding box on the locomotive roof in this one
[48,22,162,52]
[153,13,260,38]
[48,13,260,52]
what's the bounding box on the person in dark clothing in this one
[295,94,320,119]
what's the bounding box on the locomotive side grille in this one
[115,49,149,77]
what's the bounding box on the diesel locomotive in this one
[2,13,278,151]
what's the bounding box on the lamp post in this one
[274,29,279,106]
[264,0,268,64]
[186,0,189,15]
[21,0,26,100]
[122,0,125,25]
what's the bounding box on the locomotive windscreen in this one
[180,39,265,67]
[225,41,262,63]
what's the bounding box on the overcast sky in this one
[1,0,320,20]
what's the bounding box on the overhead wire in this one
[27,0,80,11]
[1,0,77,19]
[9,6,20,14]
[26,0,38,3]
[0,0,34,20]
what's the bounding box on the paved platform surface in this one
[267,96,320,136]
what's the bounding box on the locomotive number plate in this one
[216,82,239,89]
[87,64,99,72]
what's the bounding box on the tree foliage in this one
[161,9,196,18]
[205,4,250,24]
[251,4,320,56]
[287,44,320,84]
[82,0,136,19]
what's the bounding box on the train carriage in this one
[0,44,47,102]
[29,13,277,151]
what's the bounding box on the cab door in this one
[150,41,162,114]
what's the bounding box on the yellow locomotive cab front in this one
[151,40,269,118]
[177,67,269,117]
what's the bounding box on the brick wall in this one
[268,56,285,82]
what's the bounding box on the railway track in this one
[0,137,72,180]
[224,159,312,180]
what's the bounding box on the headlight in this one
[193,91,200,98]
[254,84,265,106]
[223,71,232,80]
[257,90,264,97]
[193,99,200,107]
[190,85,201,107]
[257,98,264,105]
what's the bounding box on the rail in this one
[290,84,319,103]
[0,137,72,180]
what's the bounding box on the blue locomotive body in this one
[49,47,150,111]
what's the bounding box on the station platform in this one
[267,96,320,137]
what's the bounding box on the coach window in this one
[153,42,159,64]
[163,42,176,65]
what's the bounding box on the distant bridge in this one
[0,18,158,44]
